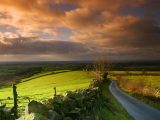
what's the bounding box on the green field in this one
[0,71,92,112]
[118,75,160,88]
[111,71,160,88]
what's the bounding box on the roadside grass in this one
[111,71,160,110]
[117,75,160,88]
[131,93,160,110]
[111,71,160,92]
[117,86,160,110]
[101,82,133,120]
[0,71,92,113]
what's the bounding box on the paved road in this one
[109,80,160,120]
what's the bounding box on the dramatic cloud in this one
[0,37,87,53]
[0,0,159,61]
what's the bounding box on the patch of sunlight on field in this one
[21,70,70,82]
[0,71,92,111]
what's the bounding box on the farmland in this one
[0,71,92,113]
[0,62,159,119]
[111,71,160,89]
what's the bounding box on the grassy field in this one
[117,75,160,88]
[111,71,160,89]
[0,71,92,113]
[0,62,87,87]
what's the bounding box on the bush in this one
[0,105,14,120]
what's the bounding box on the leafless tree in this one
[92,57,111,80]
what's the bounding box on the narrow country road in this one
[109,80,160,120]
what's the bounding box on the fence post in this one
[54,87,56,96]
[12,84,18,119]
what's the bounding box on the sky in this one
[0,0,160,62]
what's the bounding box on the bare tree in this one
[92,57,111,80]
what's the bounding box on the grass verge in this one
[101,82,133,120]
[129,93,160,110]
[117,84,160,111]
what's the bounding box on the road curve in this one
[109,80,160,120]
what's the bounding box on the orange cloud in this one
[0,0,147,34]
[0,0,64,36]
[64,8,103,30]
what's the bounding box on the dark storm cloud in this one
[0,37,89,55]
[106,18,160,47]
